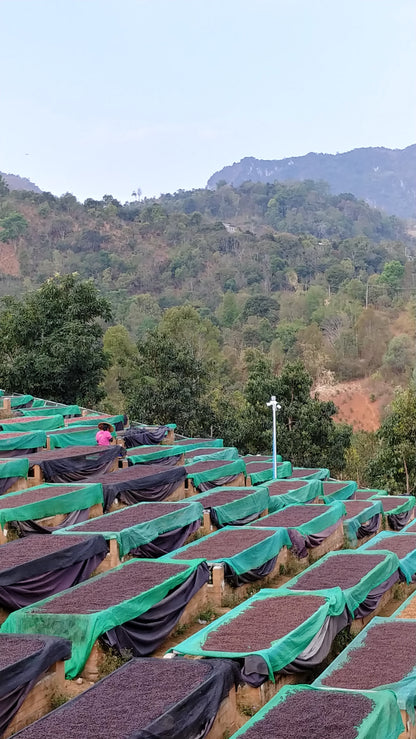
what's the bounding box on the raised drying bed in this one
[183,447,240,464]
[46,426,102,450]
[288,467,330,480]
[245,460,292,486]
[227,684,404,739]
[286,549,401,633]
[251,501,346,561]
[361,532,416,590]
[172,437,224,448]
[0,415,64,432]
[0,633,70,738]
[1,558,209,679]
[322,479,357,501]
[166,526,290,606]
[185,460,246,495]
[0,533,107,619]
[56,500,204,569]
[86,463,187,511]
[342,500,383,546]
[65,413,125,431]
[375,495,416,531]
[13,657,239,739]
[264,479,323,512]
[0,430,46,456]
[171,587,346,710]
[314,617,416,739]
[0,482,104,541]
[25,445,124,486]
[189,486,270,532]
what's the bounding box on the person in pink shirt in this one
[96,422,114,446]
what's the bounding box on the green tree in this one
[379,260,405,295]
[241,356,352,469]
[382,335,414,377]
[0,212,28,242]
[0,275,111,405]
[366,386,416,494]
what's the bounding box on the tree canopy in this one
[0,274,112,405]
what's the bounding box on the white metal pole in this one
[266,396,281,479]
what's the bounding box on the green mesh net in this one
[189,486,269,525]
[0,415,65,432]
[0,482,104,527]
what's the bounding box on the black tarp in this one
[16,508,90,536]
[11,657,240,739]
[357,513,381,539]
[0,634,71,736]
[129,455,183,468]
[223,556,278,587]
[209,508,262,528]
[130,520,201,558]
[0,476,19,495]
[388,509,414,530]
[85,465,187,511]
[353,569,400,618]
[122,427,168,447]
[102,562,210,656]
[26,445,125,483]
[198,474,242,492]
[288,521,340,559]
[0,535,107,609]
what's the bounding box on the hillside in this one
[0,176,416,421]
[207,144,416,219]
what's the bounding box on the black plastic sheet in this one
[122,427,168,447]
[130,520,201,558]
[87,465,186,511]
[0,634,71,735]
[198,473,242,492]
[16,507,90,535]
[223,556,278,588]
[357,513,380,539]
[31,445,125,483]
[288,522,340,559]
[209,508,262,528]
[353,569,400,618]
[0,476,19,495]
[0,535,107,609]
[388,509,414,530]
[102,561,209,656]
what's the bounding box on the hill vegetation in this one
[207,144,416,219]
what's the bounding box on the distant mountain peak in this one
[207,144,416,219]
[0,172,41,193]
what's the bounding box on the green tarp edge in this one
[322,480,357,502]
[0,457,29,479]
[186,459,246,488]
[0,430,47,451]
[47,428,115,449]
[184,447,239,464]
[189,486,270,526]
[21,405,81,418]
[266,478,322,513]
[246,461,292,485]
[343,500,383,544]
[253,501,346,537]
[0,415,65,432]
[360,532,416,584]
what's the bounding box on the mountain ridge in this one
[207,144,416,219]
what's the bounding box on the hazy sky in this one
[1,0,415,202]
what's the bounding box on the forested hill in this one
[1,176,416,394]
[207,144,416,219]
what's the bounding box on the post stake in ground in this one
[266,395,281,479]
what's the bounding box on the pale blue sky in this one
[1,0,415,201]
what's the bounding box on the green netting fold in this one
[343,500,383,544]
[291,467,330,480]
[128,444,186,464]
[360,532,416,583]
[162,525,291,575]
[322,480,357,502]
[134,422,176,431]
[246,461,292,485]
[256,501,346,536]
[71,414,124,428]
[313,616,416,721]
[0,457,29,479]
[0,415,64,432]
[374,495,416,515]
[189,486,270,525]
[244,454,282,463]
[266,479,323,513]
[0,430,46,451]
[184,447,239,464]
[56,501,204,558]
[171,587,346,678]
[286,550,400,616]
[1,558,204,678]
[0,395,34,409]
[186,459,246,488]
[0,483,104,527]
[30,399,46,407]
[47,427,115,449]
[355,487,388,497]
[21,405,81,418]
[0,390,4,397]
[230,684,404,739]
